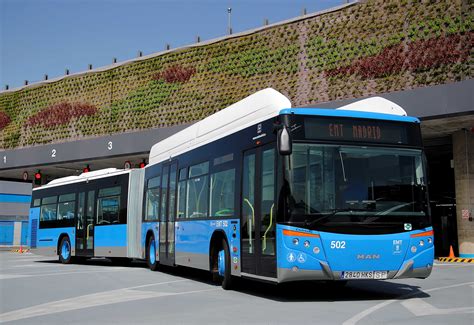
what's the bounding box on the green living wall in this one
[0,0,472,149]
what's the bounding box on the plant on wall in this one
[153,65,196,83]
[326,33,472,79]
[26,102,98,128]
[0,111,11,130]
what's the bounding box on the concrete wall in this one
[453,130,474,258]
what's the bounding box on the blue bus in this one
[29,88,434,289]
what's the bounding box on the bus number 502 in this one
[330,241,346,249]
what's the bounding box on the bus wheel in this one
[147,236,159,271]
[59,237,72,264]
[218,239,233,290]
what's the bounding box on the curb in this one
[437,257,474,263]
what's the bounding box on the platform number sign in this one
[107,141,113,151]
[3,156,6,164]
[51,149,56,158]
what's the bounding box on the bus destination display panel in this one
[303,117,422,146]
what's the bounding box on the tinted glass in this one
[210,169,235,217]
[189,162,209,178]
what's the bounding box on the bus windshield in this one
[283,144,429,231]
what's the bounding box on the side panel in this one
[0,221,14,245]
[36,227,75,256]
[127,169,145,258]
[21,221,28,245]
[175,219,240,275]
[94,224,127,257]
[141,222,159,260]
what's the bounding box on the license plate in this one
[341,271,388,279]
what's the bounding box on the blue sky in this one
[1,0,345,89]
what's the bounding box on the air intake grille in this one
[30,219,38,248]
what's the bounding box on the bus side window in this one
[145,176,161,221]
[187,162,209,218]
[58,193,76,220]
[97,186,121,224]
[40,196,57,221]
[210,168,235,217]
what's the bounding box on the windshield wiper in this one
[304,208,370,227]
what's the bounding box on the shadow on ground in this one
[35,256,429,303]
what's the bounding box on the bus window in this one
[187,161,209,218]
[210,168,235,217]
[40,196,57,221]
[97,186,121,224]
[58,193,76,220]
[261,148,275,256]
[145,176,161,221]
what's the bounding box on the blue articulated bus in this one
[29,88,434,289]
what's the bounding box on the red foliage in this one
[0,111,11,130]
[153,65,196,83]
[26,102,98,128]
[326,33,472,79]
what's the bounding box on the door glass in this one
[77,192,85,250]
[160,166,169,222]
[86,191,95,249]
[168,164,177,254]
[160,166,170,252]
[261,149,275,256]
[242,153,256,254]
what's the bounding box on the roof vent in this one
[337,97,407,116]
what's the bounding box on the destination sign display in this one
[304,118,419,145]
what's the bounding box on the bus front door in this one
[76,190,94,256]
[159,163,177,266]
[241,146,277,278]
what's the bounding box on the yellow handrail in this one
[243,198,255,226]
[262,203,274,253]
[86,224,93,240]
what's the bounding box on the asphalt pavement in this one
[0,251,473,324]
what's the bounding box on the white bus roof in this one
[34,168,130,191]
[149,88,291,165]
[337,97,407,116]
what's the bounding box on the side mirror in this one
[277,126,292,156]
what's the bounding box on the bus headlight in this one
[304,240,310,248]
[419,240,424,247]
[292,238,299,246]
[411,246,417,253]
[313,246,320,254]
[427,237,432,244]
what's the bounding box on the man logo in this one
[357,254,380,260]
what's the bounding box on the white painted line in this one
[0,274,30,280]
[0,268,134,279]
[11,264,59,268]
[343,281,474,325]
[0,280,216,323]
[401,298,474,316]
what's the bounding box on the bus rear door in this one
[159,162,178,266]
[76,190,95,256]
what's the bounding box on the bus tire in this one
[219,239,233,290]
[59,237,72,264]
[147,236,159,271]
